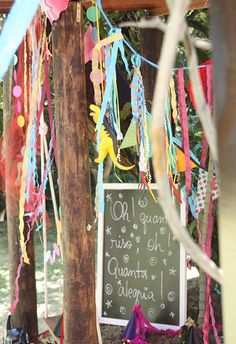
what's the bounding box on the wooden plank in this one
[52,3,98,343]
[0,0,12,13]
[0,0,209,13]
[212,1,236,343]
[83,0,209,12]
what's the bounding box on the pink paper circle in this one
[13,85,22,98]
[90,70,104,84]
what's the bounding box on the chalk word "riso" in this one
[110,236,133,250]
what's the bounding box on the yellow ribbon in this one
[169,77,178,127]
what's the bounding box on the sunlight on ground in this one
[0,223,63,338]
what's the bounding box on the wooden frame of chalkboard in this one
[97,183,187,330]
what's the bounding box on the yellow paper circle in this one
[17,115,25,128]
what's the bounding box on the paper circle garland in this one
[86,6,100,22]
[17,115,25,128]
[13,85,22,98]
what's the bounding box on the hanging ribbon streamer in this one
[130,54,157,202]
[178,69,191,220]
[0,0,41,80]
[200,64,212,167]
[18,28,46,264]
[91,28,132,212]
[96,31,127,144]
[203,199,221,344]
[165,96,177,176]
[92,31,123,106]
[169,77,178,127]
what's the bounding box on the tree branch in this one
[151,0,222,284]
[120,17,212,51]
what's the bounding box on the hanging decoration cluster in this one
[0,10,62,313]
[85,2,221,342]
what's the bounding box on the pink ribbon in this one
[200,64,212,168]
[203,195,221,344]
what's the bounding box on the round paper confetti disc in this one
[17,115,25,128]
[86,6,100,22]
[13,85,22,98]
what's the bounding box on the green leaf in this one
[188,219,197,235]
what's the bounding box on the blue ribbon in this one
[96,29,123,149]
[0,0,40,79]
[0,0,41,80]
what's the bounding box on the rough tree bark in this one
[52,3,98,343]
[140,26,163,112]
[211,1,236,343]
[3,67,38,341]
[140,25,163,179]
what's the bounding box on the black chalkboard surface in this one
[97,184,186,329]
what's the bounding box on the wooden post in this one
[211,1,236,343]
[52,3,98,343]
[3,67,38,340]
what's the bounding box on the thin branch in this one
[151,0,223,284]
[120,17,212,50]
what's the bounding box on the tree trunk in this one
[52,3,98,343]
[3,66,38,341]
[211,1,236,343]
[140,24,163,180]
[140,25,163,112]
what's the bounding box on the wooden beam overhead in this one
[83,0,209,12]
[0,0,12,13]
[0,0,209,14]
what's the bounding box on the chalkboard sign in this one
[97,184,186,330]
